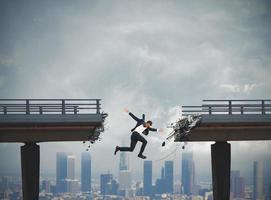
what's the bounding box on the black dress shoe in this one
[138,154,147,159]
[114,146,119,155]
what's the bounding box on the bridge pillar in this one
[21,142,40,200]
[211,142,231,200]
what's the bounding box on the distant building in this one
[164,160,174,193]
[143,160,152,196]
[198,188,211,198]
[155,178,164,195]
[111,179,119,195]
[118,152,131,195]
[1,177,9,191]
[56,152,69,193]
[50,184,56,194]
[154,161,174,194]
[119,152,129,171]
[56,152,77,193]
[181,152,195,195]
[100,173,118,195]
[205,191,213,200]
[230,170,245,198]
[66,179,80,193]
[81,152,91,192]
[67,155,75,179]
[119,170,131,191]
[231,170,240,193]
[155,167,165,194]
[253,161,264,200]
[41,180,51,193]
[173,181,182,194]
[263,160,271,199]
[234,176,245,198]
[101,174,112,195]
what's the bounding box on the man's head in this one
[145,120,153,128]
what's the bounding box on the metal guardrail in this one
[0,99,101,115]
[182,100,271,115]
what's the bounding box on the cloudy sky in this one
[0,0,271,183]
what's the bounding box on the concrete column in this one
[21,143,40,200]
[211,142,231,200]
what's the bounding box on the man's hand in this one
[123,108,129,113]
[158,128,164,132]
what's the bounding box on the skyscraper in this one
[143,161,152,196]
[119,171,132,191]
[56,152,69,193]
[81,152,91,192]
[56,152,78,193]
[67,155,75,179]
[119,152,128,171]
[118,152,131,194]
[100,173,118,195]
[101,174,112,195]
[231,170,245,198]
[264,160,271,199]
[230,170,240,193]
[155,167,165,194]
[164,160,174,193]
[181,152,195,195]
[253,161,264,200]
[234,176,245,198]
[41,180,51,193]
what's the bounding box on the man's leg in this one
[137,134,147,157]
[116,132,138,152]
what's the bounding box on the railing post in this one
[96,99,100,114]
[62,100,65,115]
[26,100,30,115]
[240,106,244,115]
[209,106,212,115]
[261,100,265,115]
[74,106,78,114]
[228,100,232,115]
[39,106,43,115]
[3,106,7,114]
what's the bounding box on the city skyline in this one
[1,150,270,199]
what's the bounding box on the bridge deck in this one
[0,99,106,143]
[0,114,105,142]
[179,100,271,142]
[183,114,271,142]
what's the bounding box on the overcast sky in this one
[0,0,271,183]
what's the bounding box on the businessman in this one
[114,108,163,159]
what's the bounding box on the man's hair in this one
[146,120,152,126]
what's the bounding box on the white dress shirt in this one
[134,124,147,134]
[134,125,159,140]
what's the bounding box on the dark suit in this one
[118,112,158,156]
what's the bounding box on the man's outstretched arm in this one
[124,108,140,122]
[149,127,164,132]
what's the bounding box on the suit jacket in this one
[129,112,158,136]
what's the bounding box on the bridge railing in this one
[0,99,101,115]
[182,100,271,115]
